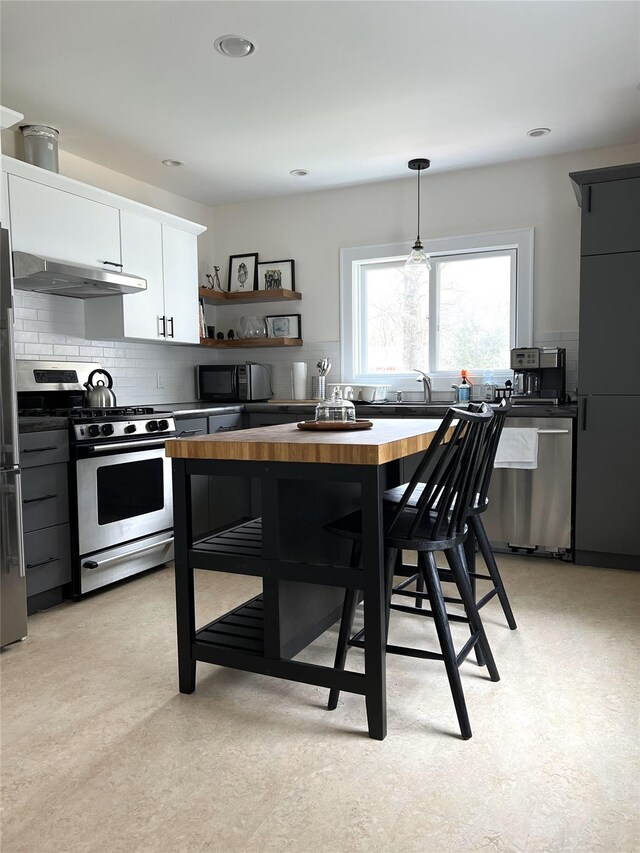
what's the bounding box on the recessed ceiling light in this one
[526,127,551,138]
[162,159,184,167]
[290,169,309,177]
[214,34,256,58]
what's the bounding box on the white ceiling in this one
[1,1,639,206]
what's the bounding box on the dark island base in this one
[174,459,392,739]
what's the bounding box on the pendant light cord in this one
[416,167,421,242]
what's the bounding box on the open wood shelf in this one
[199,336,303,348]
[199,287,301,305]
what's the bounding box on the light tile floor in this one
[1,555,638,852]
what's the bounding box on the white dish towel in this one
[494,428,539,469]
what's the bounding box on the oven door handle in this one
[83,438,170,453]
[82,537,174,569]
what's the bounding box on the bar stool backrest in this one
[387,405,494,541]
[469,399,511,512]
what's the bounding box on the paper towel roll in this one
[292,362,308,400]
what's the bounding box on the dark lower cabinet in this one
[175,416,210,538]
[247,413,307,428]
[207,414,250,532]
[575,395,640,568]
[19,429,72,613]
[175,413,250,538]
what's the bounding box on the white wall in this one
[211,142,639,392]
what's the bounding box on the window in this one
[341,229,533,387]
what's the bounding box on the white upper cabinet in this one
[120,212,165,339]
[85,211,167,342]
[161,225,199,344]
[3,156,206,345]
[8,175,122,268]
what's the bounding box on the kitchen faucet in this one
[411,368,432,403]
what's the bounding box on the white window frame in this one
[340,228,533,389]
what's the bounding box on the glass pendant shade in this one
[405,158,431,281]
[404,242,432,282]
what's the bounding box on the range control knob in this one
[101,423,114,437]
[157,419,169,432]
[88,424,100,438]
[146,420,159,432]
[124,424,137,434]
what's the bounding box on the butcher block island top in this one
[165,418,447,466]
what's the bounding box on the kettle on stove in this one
[84,369,117,408]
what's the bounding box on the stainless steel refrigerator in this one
[1,224,27,646]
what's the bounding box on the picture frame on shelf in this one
[228,253,258,292]
[265,313,302,339]
[257,259,295,292]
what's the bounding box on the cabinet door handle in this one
[23,446,58,453]
[586,185,592,214]
[216,425,236,432]
[178,429,204,437]
[102,260,124,268]
[158,316,166,337]
[26,556,58,569]
[537,429,570,435]
[23,493,57,504]
[167,316,175,338]
[582,398,588,431]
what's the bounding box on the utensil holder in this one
[311,376,326,400]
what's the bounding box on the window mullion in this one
[428,261,438,372]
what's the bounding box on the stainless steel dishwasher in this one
[482,417,573,558]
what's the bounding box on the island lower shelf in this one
[196,594,265,655]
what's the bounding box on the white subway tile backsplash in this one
[38,333,71,345]
[52,344,80,356]
[14,283,579,407]
[25,342,53,354]
[14,330,40,343]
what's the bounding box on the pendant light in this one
[404,158,431,281]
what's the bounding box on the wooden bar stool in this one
[326,405,500,740]
[387,400,517,630]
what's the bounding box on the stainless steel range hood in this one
[12,252,147,299]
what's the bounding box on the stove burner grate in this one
[19,406,157,419]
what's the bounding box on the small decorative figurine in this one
[216,331,224,340]
[213,265,222,291]
[227,329,235,340]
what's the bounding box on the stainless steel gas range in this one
[17,361,176,595]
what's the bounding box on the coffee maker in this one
[511,347,566,405]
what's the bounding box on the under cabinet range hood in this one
[11,252,147,299]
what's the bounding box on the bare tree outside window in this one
[363,264,429,373]
[360,251,512,374]
[436,255,511,370]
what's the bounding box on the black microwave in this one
[197,363,273,402]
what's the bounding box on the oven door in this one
[75,442,173,556]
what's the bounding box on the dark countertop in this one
[245,402,578,419]
[18,417,70,434]
[18,400,577,433]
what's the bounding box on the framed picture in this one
[265,313,302,339]
[228,253,258,292]
[257,259,295,292]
